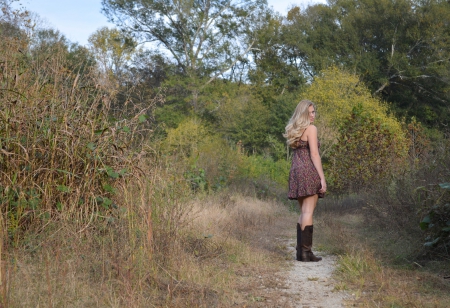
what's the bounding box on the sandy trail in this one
[258,239,349,308]
[280,242,348,308]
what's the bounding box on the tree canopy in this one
[282,0,450,125]
[101,0,267,83]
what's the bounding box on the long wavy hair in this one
[283,100,316,148]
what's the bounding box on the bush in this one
[302,66,408,163]
[0,29,156,242]
[418,183,450,253]
[161,117,242,192]
[328,104,407,192]
[238,155,289,187]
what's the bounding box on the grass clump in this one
[315,191,450,307]
[0,26,155,243]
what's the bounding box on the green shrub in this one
[238,155,290,187]
[302,66,408,162]
[328,104,407,192]
[161,117,242,191]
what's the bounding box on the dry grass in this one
[3,186,294,307]
[315,197,450,307]
[0,12,294,307]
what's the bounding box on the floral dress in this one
[288,139,324,199]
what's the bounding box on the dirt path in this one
[232,198,350,307]
[280,242,349,308]
[255,238,350,308]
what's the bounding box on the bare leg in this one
[297,197,305,225]
[300,194,318,230]
[298,194,322,262]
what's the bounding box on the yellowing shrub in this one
[301,67,409,192]
[302,66,408,159]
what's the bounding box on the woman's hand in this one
[319,179,327,194]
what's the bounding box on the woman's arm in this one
[306,125,327,193]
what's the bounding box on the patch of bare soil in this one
[280,243,349,308]
[237,238,350,308]
[237,216,350,308]
[229,198,350,308]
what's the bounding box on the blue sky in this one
[14,0,325,46]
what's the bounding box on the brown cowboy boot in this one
[296,223,302,261]
[300,225,322,262]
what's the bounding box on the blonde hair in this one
[284,99,316,147]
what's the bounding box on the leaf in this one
[105,166,119,179]
[57,185,71,193]
[95,128,108,135]
[102,197,113,209]
[419,215,431,230]
[424,237,440,247]
[87,142,96,151]
[439,183,450,190]
[95,196,112,209]
[103,183,116,194]
[122,126,130,133]
[107,170,119,179]
[138,114,148,123]
[118,168,127,176]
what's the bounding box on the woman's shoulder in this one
[305,125,317,133]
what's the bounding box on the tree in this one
[283,0,450,126]
[0,0,33,37]
[248,10,306,94]
[101,0,268,111]
[88,27,138,80]
[29,28,96,78]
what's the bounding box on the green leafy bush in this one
[238,155,290,187]
[302,66,408,161]
[162,117,241,191]
[328,104,407,192]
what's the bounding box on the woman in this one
[284,100,326,262]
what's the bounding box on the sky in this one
[14,0,326,46]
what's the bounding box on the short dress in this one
[288,138,324,199]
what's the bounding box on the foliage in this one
[102,0,269,112]
[418,183,450,253]
[30,28,96,77]
[405,117,431,166]
[160,115,290,193]
[211,81,293,156]
[328,104,405,192]
[88,26,139,81]
[220,95,271,151]
[248,11,306,95]
[283,0,450,126]
[161,117,242,191]
[238,155,290,187]
[302,67,408,161]
[162,117,208,157]
[0,26,156,241]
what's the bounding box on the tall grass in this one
[314,138,450,307]
[0,18,292,306]
[4,179,289,306]
[0,30,157,242]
